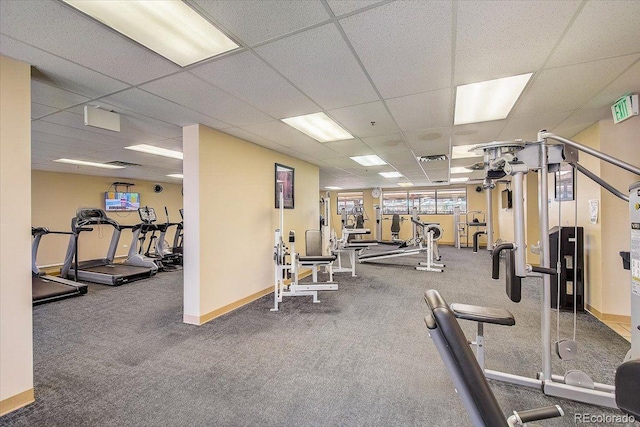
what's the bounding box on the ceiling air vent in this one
[106,160,141,167]
[432,180,447,184]
[417,154,447,162]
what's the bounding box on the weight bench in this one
[301,230,337,283]
[423,289,564,426]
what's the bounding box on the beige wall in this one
[31,170,183,267]
[0,56,34,413]
[183,125,319,324]
[322,184,491,246]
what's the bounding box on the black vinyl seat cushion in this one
[299,255,336,263]
[450,303,515,326]
[616,359,640,418]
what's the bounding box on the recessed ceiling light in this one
[451,145,483,160]
[166,174,183,179]
[54,158,125,169]
[325,186,343,190]
[62,0,238,67]
[350,155,387,166]
[281,112,353,143]
[398,182,414,187]
[454,73,533,125]
[125,144,183,160]
[379,171,403,178]
[450,166,471,174]
[450,177,470,183]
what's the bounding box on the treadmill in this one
[31,227,87,305]
[60,208,155,286]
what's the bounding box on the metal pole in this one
[538,143,553,381]
[512,171,527,277]
[486,185,494,251]
[573,163,629,202]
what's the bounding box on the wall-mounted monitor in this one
[105,191,140,212]
[501,189,512,209]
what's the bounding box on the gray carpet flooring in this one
[0,246,635,426]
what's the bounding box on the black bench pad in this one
[450,303,515,326]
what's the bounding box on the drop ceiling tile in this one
[327,101,399,138]
[40,111,172,144]
[451,120,507,145]
[548,1,640,67]
[287,139,341,160]
[0,35,129,98]
[222,127,290,152]
[255,23,378,110]
[386,88,451,131]
[498,112,572,141]
[418,161,449,172]
[379,151,419,166]
[32,140,95,157]
[455,1,580,85]
[340,1,452,98]
[586,60,640,109]
[32,121,130,148]
[31,81,90,110]
[32,102,58,120]
[551,106,611,138]
[362,133,408,154]
[0,0,178,85]
[324,139,372,157]
[68,102,183,139]
[192,0,330,46]
[102,88,230,130]
[190,51,319,119]
[140,73,271,127]
[326,1,384,17]
[404,127,451,152]
[512,54,640,118]
[240,120,318,147]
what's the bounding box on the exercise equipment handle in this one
[530,266,556,276]
[492,242,515,280]
[514,405,564,423]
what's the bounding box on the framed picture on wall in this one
[554,164,575,201]
[275,163,294,209]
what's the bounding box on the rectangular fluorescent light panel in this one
[325,186,343,190]
[451,144,483,160]
[350,155,387,166]
[379,172,403,178]
[166,174,183,179]
[62,1,238,67]
[54,158,125,169]
[281,112,353,143]
[450,177,469,183]
[454,73,533,125]
[125,144,183,160]
[450,166,471,174]
[398,182,414,187]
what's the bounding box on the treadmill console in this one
[76,208,108,220]
[138,206,157,223]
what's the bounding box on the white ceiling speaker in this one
[84,106,120,132]
[154,184,164,193]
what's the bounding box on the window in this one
[409,190,436,214]
[382,191,408,214]
[382,188,467,215]
[436,188,467,214]
[336,191,364,214]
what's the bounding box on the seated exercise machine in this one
[424,289,640,423]
[445,132,640,409]
[358,207,445,272]
[374,205,406,244]
[271,186,337,311]
[424,289,564,426]
[61,208,156,286]
[31,227,87,304]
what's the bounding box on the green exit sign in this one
[611,94,638,124]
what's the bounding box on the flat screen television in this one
[105,191,140,212]
[501,189,512,209]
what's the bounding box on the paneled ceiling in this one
[1,0,639,188]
